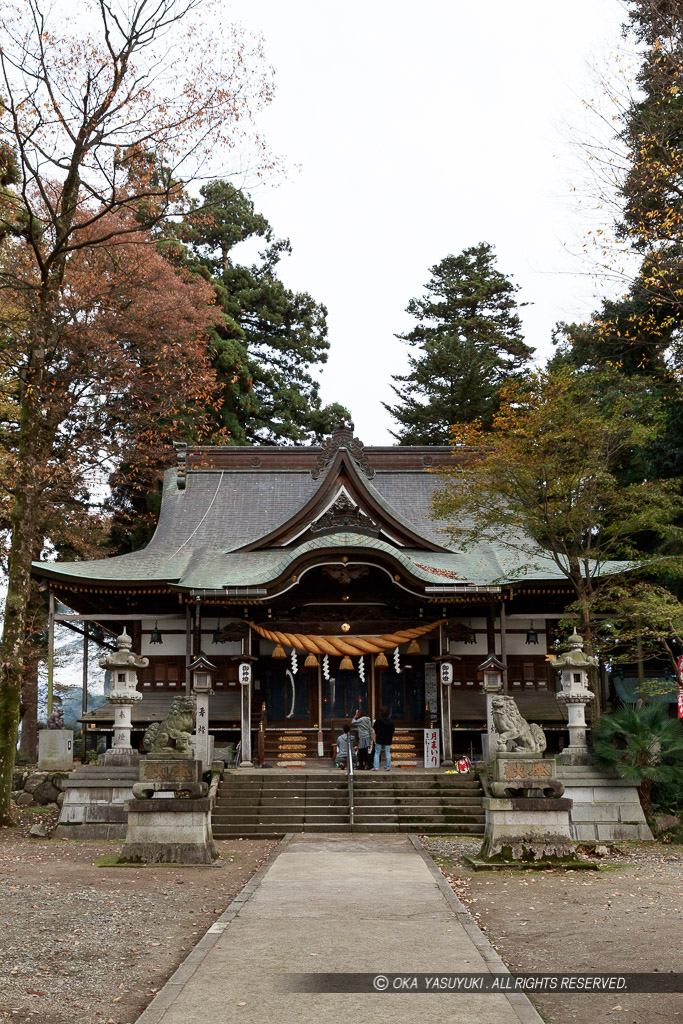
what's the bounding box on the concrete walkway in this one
[136,834,543,1024]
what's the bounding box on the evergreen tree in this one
[385,243,533,443]
[550,3,683,482]
[180,180,348,444]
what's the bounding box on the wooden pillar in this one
[499,599,508,694]
[239,680,253,767]
[185,603,192,696]
[194,598,202,654]
[439,622,453,765]
[486,599,495,653]
[239,629,253,767]
[47,591,55,717]
[317,660,323,757]
[441,680,453,765]
[81,623,89,763]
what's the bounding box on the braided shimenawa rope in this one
[245,619,445,656]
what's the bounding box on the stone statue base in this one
[119,758,217,864]
[489,754,564,799]
[469,754,592,868]
[101,747,140,768]
[475,794,579,865]
[120,797,217,864]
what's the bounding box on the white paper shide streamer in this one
[291,649,298,675]
[323,654,330,680]
[393,647,401,674]
[358,656,365,683]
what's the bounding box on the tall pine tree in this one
[385,243,533,443]
[179,180,348,444]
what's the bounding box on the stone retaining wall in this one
[558,765,653,841]
[12,769,71,809]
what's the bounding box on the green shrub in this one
[591,703,683,816]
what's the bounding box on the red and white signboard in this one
[424,728,440,768]
[677,656,683,719]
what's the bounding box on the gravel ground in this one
[422,835,683,1024]
[0,807,277,1024]
[3,807,681,1024]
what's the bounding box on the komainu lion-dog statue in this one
[143,696,196,759]
[492,694,547,755]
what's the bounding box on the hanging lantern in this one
[339,655,353,672]
[375,651,388,668]
[525,621,539,645]
[407,638,420,655]
[272,644,286,659]
[304,652,319,668]
[149,621,163,645]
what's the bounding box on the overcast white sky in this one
[224,0,628,443]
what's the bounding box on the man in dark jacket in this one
[372,707,395,771]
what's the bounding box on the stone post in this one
[100,630,148,766]
[190,654,215,771]
[554,630,596,765]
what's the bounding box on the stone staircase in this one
[212,772,485,839]
[352,774,484,834]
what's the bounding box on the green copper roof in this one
[32,444,631,591]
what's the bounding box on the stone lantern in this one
[479,654,504,764]
[100,629,148,765]
[190,654,215,770]
[554,629,597,764]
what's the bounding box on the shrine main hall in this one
[33,424,593,765]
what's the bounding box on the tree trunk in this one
[0,423,44,823]
[638,778,652,820]
[19,654,39,761]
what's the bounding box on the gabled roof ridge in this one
[234,446,451,554]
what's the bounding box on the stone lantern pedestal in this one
[100,629,148,767]
[554,630,596,765]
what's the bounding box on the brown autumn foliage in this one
[0,207,223,550]
[0,206,224,772]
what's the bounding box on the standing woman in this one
[353,708,373,770]
[372,706,395,771]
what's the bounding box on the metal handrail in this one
[346,737,355,826]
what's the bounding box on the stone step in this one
[214,812,350,822]
[353,804,484,817]
[66,768,139,780]
[351,823,484,834]
[213,823,485,838]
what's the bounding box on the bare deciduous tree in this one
[0,0,275,823]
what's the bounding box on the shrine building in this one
[32,424,602,765]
